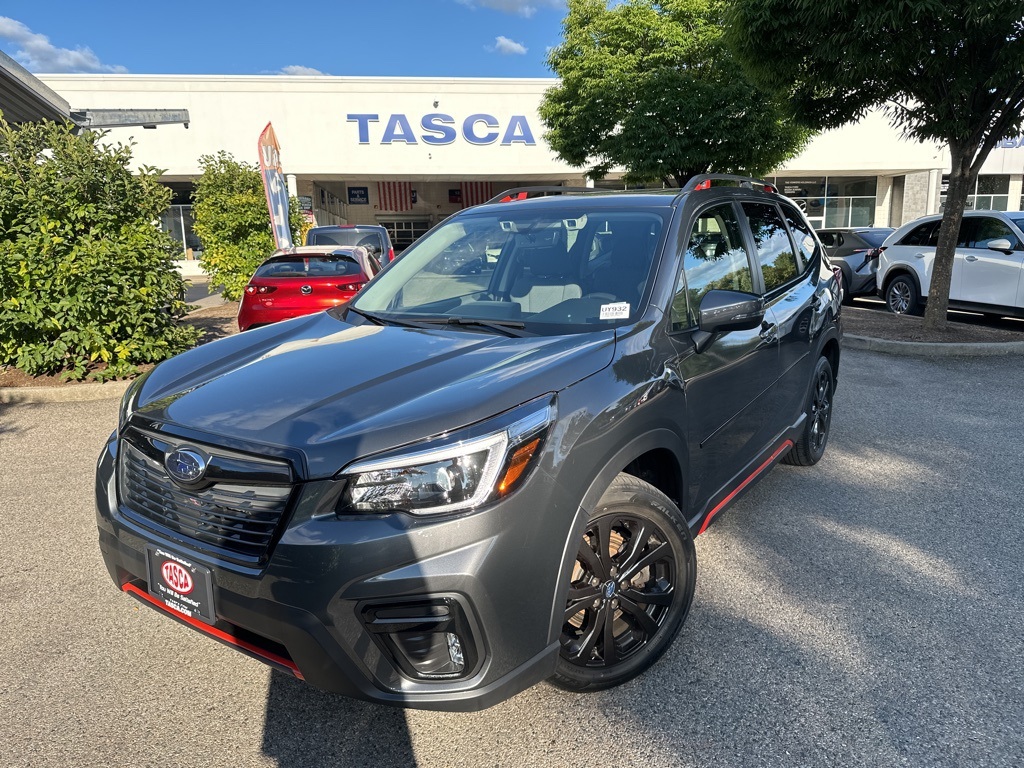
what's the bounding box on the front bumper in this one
[95,434,567,710]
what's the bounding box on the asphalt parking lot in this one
[1,347,1023,768]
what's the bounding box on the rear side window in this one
[818,231,837,247]
[898,221,939,247]
[780,202,817,265]
[743,202,799,292]
[673,203,753,331]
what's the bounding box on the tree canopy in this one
[540,0,811,187]
[0,116,197,380]
[726,0,1024,329]
[192,151,305,301]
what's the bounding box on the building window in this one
[379,219,430,252]
[158,204,202,258]
[769,176,877,228]
[941,174,1010,211]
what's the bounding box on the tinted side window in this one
[818,232,836,247]
[672,203,753,331]
[780,202,817,267]
[969,217,1020,249]
[899,221,939,247]
[743,202,799,292]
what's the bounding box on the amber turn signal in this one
[497,438,541,495]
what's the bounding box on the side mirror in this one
[692,290,766,353]
[987,238,1013,254]
[698,290,765,334]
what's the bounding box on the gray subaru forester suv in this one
[96,176,842,710]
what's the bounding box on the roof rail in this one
[485,186,598,204]
[682,174,778,193]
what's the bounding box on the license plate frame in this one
[146,546,217,625]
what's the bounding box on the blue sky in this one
[0,1,567,78]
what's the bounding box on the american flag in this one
[377,181,413,212]
[461,181,493,208]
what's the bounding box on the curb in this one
[188,293,229,312]
[0,379,131,405]
[845,334,1024,357]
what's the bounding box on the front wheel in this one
[551,473,696,692]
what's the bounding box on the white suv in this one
[876,210,1024,318]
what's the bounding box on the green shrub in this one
[192,151,304,301]
[0,117,199,381]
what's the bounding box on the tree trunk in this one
[923,145,973,332]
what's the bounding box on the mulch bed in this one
[2,299,1021,387]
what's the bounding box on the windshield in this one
[351,208,666,334]
[1007,214,1024,231]
[856,229,893,247]
[255,254,364,279]
[307,228,384,254]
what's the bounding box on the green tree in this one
[0,116,198,380]
[540,0,811,187]
[192,151,304,301]
[725,0,1024,331]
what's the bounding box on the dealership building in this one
[30,74,1024,254]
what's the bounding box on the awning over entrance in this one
[0,50,70,123]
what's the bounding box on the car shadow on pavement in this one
[262,671,417,767]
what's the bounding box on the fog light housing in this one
[361,598,478,681]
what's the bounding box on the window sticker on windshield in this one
[600,302,631,320]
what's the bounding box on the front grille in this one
[118,430,293,564]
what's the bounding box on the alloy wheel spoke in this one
[620,586,673,607]
[617,595,661,637]
[619,541,671,582]
[576,541,603,579]
[601,604,617,665]
[616,520,651,573]
[572,616,601,662]
[565,586,600,621]
[594,516,615,575]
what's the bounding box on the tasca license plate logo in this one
[147,547,215,624]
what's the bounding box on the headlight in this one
[118,374,148,432]
[338,403,552,516]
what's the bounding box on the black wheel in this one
[551,473,696,692]
[784,355,834,467]
[885,274,919,315]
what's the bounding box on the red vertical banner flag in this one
[461,182,493,208]
[257,123,293,250]
[377,182,413,212]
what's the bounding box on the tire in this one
[885,274,919,315]
[783,355,835,467]
[551,473,696,692]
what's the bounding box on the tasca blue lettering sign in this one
[997,136,1024,149]
[346,113,536,146]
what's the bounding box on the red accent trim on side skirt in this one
[698,440,794,535]
[122,583,303,679]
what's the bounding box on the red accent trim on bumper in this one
[122,583,303,679]
[698,440,794,535]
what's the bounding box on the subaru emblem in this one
[165,448,207,484]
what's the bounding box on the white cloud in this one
[0,16,127,73]
[457,0,562,19]
[491,36,528,55]
[277,65,327,76]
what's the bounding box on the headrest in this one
[523,245,574,279]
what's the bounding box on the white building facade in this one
[38,74,1024,253]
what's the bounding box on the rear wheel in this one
[885,274,920,315]
[783,355,834,467]
[551,473,696,692]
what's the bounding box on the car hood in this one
[132,312,614,478]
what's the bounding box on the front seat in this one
[510,245,582,313]
[585,220,655,306]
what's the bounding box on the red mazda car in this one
[237,246,380,331]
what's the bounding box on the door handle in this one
[914,252,928,259]
[759,322,778,343]
[964,254,979,262]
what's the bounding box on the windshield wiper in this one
[346,307,434,329]
[416,316,529,338]
[345,306,385,325]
